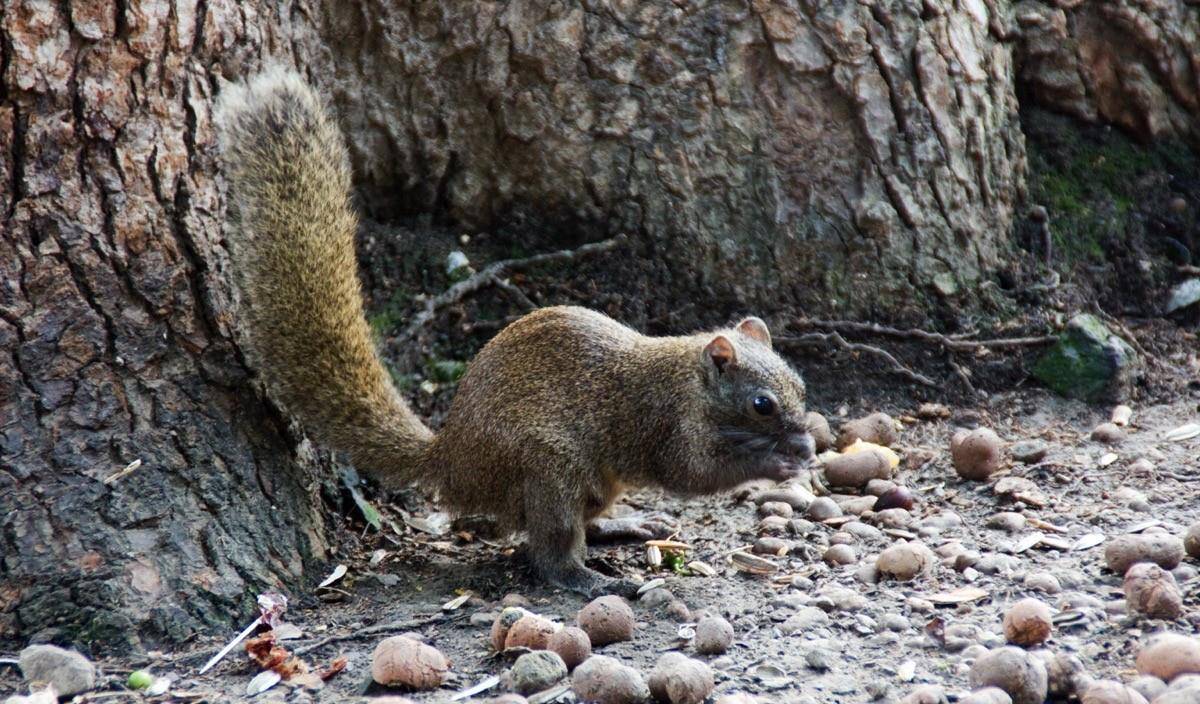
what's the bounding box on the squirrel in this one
[214,68,816,597]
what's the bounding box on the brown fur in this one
[216,69,815,595]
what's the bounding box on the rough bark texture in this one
[315,0,1026,317]
[1015,0,1200,144]
[3,0,1027,652]
[0,1,333,653]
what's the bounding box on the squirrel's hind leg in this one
[524,480,640,599]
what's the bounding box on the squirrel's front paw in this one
[759,456,804,482]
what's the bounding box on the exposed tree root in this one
[394,235,626,346]
[791,319,1057,352]
[776,332,938,387]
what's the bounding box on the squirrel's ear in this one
[736,317,771,347]
[704,335,737,372]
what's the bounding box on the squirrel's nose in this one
[781,432,815,461]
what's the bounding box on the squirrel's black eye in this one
[752,395,775,416]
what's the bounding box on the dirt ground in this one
[4,368,1197,702]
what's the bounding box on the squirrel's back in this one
[214,67,432,481]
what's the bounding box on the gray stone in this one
[779,607,830,634]
[19,645,96,697]
[1032,314,1137,402]
[1009,441,1048,464]
[510,650,568,695]
[1165,278,1200,314]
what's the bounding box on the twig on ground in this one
[1092,307,1154,361]
[776,332,937,387]
[291,613,449,656]
[1178,265,1200,275]
[490,275,538,311]
[946,356,978,396]
[395,235,626,344]
[792,319,1057,352]
[1157,470,1200,482]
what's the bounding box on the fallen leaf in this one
[317,564,347,589]
[273,623,303,640]
[246,670,281,696]
[1125,520,1163,533]
[340,468,382,530]
[645,540,692,550]
[1026,517,1068,534]
[441,593,471,611]
[1036,535,1072,551]
[146,677,171,696]
[450,674,500,701]
[1164,423,1200,442]
[319,656,348,681]
[731,551,778,575]
[404,513,451,535]
[926,587,990,605]
[1012,532,1045,553]
[637,578,666,595]
[750,664,791,689]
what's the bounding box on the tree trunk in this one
[1014,0,1200,145]
[0,0,1050,653]
[318,0,1027,320]
[0,1,337,653]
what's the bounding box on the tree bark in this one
[0,0,1034,652]
[1014,0,1200,145]
[0,0,336,653]
[316,0,1027,319]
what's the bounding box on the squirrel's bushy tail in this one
[215,67,432,484]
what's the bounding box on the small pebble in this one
[805,648,834,671]
[694,617,734,655]
[1023,572,1062,594]
[758,515,791,536]
[547,627,592,670]
[806,498,842,521]
[666,601,692,623]
[779,607,830,634]
[18,645,96,698]
[844,521,884,542]
[753,537,790,556]
[510,651,568,695]
[648,653,714,704]
[874,508,913,528]
[823,544,857,566]
[577,596,636,646]
[1009,441,1048,464]
[1091,422,1124,444]
[758,501,794,519]
[1129,675,1166,701]
[877,541,935,581]
[571,655,650,704]
[865,479,898,497]
[987,513,1027,533]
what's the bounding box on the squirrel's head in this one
[701,317,814,482]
